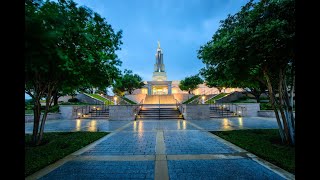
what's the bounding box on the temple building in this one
[145,41,172,95]
[132,42,242,96]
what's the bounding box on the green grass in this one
[182,95,200,104]
[25,132,108,177]
[86,93,114,105]
[121,96,137,104]
[211,129,295,174]
[206,93,228,104]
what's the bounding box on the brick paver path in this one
[26,119,294,180]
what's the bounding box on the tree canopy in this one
[25,0,122,145]
[112,69,144,95]
[179,75,204,94]
[198,0,295,145]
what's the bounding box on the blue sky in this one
[26,0,249,99]
[73,0,249,81]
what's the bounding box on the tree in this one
[200,66,267,102]
[179,75,204,94]
[25,0,122,145]
[112,69,144,95]
[198,0,295,145]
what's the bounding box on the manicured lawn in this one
[86,93,114,105]
[121,96,137,104]
[206,93,228,104]
[25,132,108,177]
[182,95,200,104]
[211,129,295,174]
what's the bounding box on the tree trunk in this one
[263,68,285,143]
[281,71,295,145]
[37,84,55,145]
[53,90,59,106]
[32,97,41,144]
[251,89,261,103]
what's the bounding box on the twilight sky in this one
[73,0,249,81]
[25,0,250,99]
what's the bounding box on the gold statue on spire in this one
[157,40,160,48]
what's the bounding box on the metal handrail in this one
[209,103,247,117]
[133,99,144,120]
[174,98,180,110]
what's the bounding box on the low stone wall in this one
[25,113,61,123]
[180,104,210,120]
[109,105,140,120]
[59,105,79,119]
[258,110,295,118]
[231,103,260,117]
[173,93,193,104]
[125,94,146,104]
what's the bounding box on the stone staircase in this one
[210,106,238,118]
[80,108,109,119]
[136,107,183,120]
[143,95,176,104]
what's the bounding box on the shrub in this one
[48,105,59,113]
[260,102,273,110]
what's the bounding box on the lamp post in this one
[114,96,117,105]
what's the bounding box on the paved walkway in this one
[26,118,294,179]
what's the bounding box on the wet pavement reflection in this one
[25,117,278,134]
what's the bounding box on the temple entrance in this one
[152,86,168,95]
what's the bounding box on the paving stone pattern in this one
[164,131,236,154]
[81,131,157,156]
[27,117,292,180]
[40,161,154,180]
[168,159,285,180]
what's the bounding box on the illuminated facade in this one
[132,42,243,95]
[147,41,172,95]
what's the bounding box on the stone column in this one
[168,83,172,95]
[148,83,152,95]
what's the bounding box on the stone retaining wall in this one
[232,103,260,117]
[125,94,146,104]
[180,104,210,120]
[76,93,103,104]
[109,105,140,120]
[173,93,193,104]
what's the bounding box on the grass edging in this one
[182,95,200,104]
[25,132,109,177]
[210,129,295,174]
